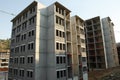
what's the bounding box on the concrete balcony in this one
[55,12,64,19]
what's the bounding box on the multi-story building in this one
[85,16,119,70]
[8,1,88,80]
[116,43,120,65]
[71,15,88,80]
[102,17,119,67]
[0,50,9,68]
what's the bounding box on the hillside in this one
[0,39,10,51]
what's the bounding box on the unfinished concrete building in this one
[85,16,119,70]
[8,1,88,80]
[71,15,88,80]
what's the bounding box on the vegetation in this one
[0,39,10,51]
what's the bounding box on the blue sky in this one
[0,0,120,42]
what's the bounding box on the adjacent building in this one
[8,1,88,80]
[102,17,119,67]
[85,16,119,70]
[71,15,88,80]
[0,50,9,68]
[117,43,120,65]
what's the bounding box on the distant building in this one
[117,43,120,65]
[85,16,119,70]
[8,1,88,80]
[0,50,9,68]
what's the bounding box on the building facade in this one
[85,16,119,70]
[71,15,88,80]
[0,50,9,68]
[101,17,119,67]
[8,1,88,80]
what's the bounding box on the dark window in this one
[20,70,24,77]
[22,21,27,30]
[60,57,62,64]
[27,57,30,63]
[28,31,31,37]
[28,44,30,50]
[60,43,62,50]
[63,32,65,37]
[12,28,16,35]
[31,57,33,63]
[15,58,17,63]
[60,71,63,77]
[21,35,24,41]
[63,44,65,50]
[56,30,59,36]
[56,16,58,24]
[23,57,25,64]
[29,16,36,25]
[27,71,33,78]
[60,31,62,37]
[27,56,33,63]
[16,58,18,63]
[16,34,20,43]
[24,34,26,40]
[23,45,26,52]
[31,43,34,50]
[32,30,34,36]
[64,70,66,76]
[20,57,25,64]
[56,43,59,50]
[57,71,60,78]
[56,56,59,64]
[30,71,33,77]
[1,63,8,66]
[21,46,22,52]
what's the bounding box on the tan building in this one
[8,1,88,80]
[85,16,119,70]
[0,50,9,68]
[71,15,88,80]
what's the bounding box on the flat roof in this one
[85,16,100,21]
[75,15,84,22]
[54,1,71,14]
[11,1,37,22]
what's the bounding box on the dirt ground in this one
[88,66,120,80]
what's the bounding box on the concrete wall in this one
[102,17,119,68]
[46,4,56,80]
[35,3,47,80]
